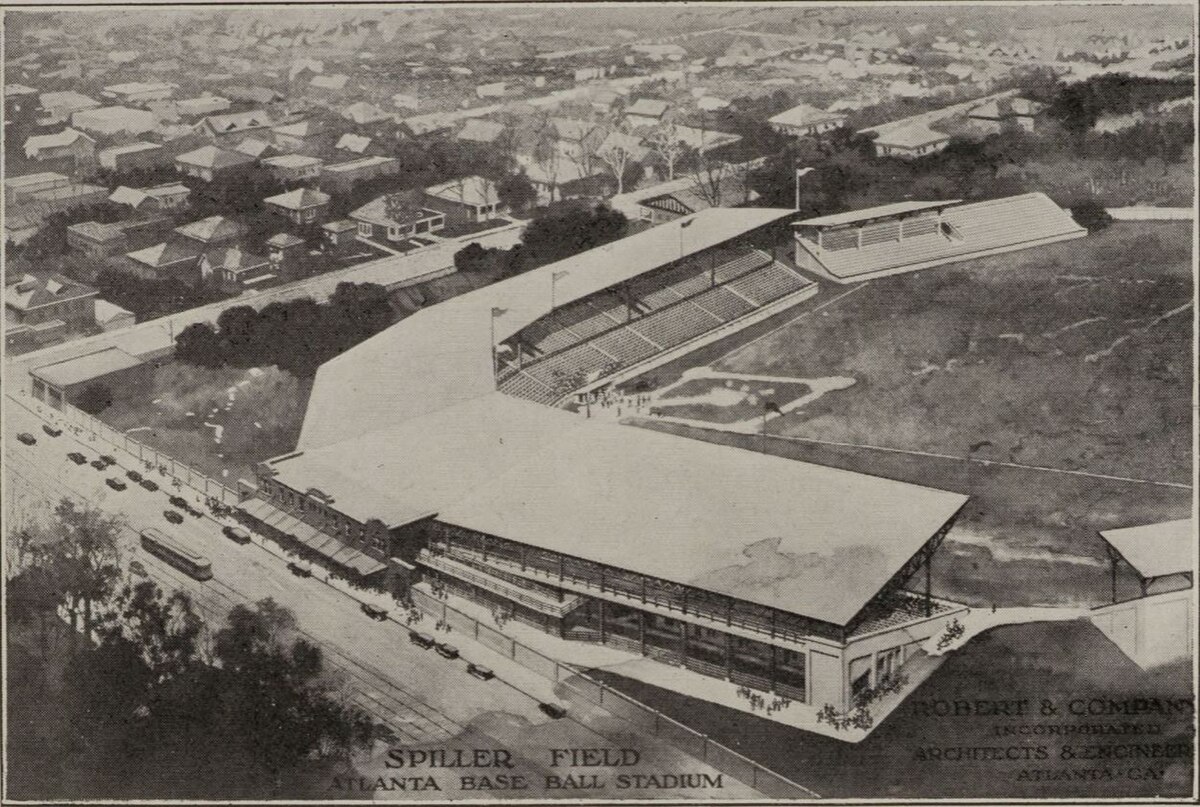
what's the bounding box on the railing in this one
[420,550,583,617]
[411,587,821,799]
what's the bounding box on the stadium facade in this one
[239,206,976,718]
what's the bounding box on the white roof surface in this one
[32,347,143,387]
[795,200,960,228]
[1101,520,1193,579]
[299,207,795,449]
[768,103,845,128]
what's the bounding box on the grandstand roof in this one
[795,193,1086,281]
[1100,520,1193,580]
[439,418,967,626]
[299,207,796,449]
[795,200,960,228]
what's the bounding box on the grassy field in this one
[591,620,1194,799]
[624,222,1193,608]
[97,363,312,486]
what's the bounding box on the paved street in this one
[4,399,765,800]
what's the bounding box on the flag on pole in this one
[491,306,507,318]
[764,400,783,415]
[680,218,694,228]
[552,270,569,281]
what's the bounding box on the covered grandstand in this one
[236,206,976,727]
[791,192,1086,283]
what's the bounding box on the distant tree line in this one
[174,282,394,376]
[7,500,371,800]
[1033,73,1194,135]
[453,201,628,279]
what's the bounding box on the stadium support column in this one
[724,631,732,680]
[599,598,607,645]
[638,610,646,656]
[924,544,932,617]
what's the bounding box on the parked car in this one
[126,470,143,482]
[98,454,116,467]
[435,642,459,660]
[67,452,87,465]
[538,702,568,719]
[287,562,312,578]
[360,603,388,621]
[105,477,127,491]
[140,479,159,492]
[17,432,36,446]
[129,560,147,577]
[90,459,106,471]
[222,525,251,544]
[409,632,436,649]
[168,495,188,509]
[467,663,495,681]
[185,505,203,518]
[163,510,184,525]
[42,424,62,437]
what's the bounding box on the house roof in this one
[5,171,68,191]
[144,182,190,200]
[125,239,202,267]
[263,153,323,169]
[38,90,99,111]
[24,128,95,154]
[309,73,348,90]
[203,246,269,272]
[98,141,162,159]
[336,133,372,154]
[272,118,326,138]
[234,136,276,158]
[175,144,256,170]
[768,103,846,128]
[874,122,951,149]
[265,187,331,210]
[350,195,444,228]
[342,101,390,124]
[456,118,507,144]
[324,155,397,173]
[94,299,133,325]
[266,233,306,248]
[201,109,272,133]
[224,85,283,104]
[321,219,357,233]
[6,273,98,311]
[174,215,246,243]
[176,95,231,116]
[550,117,598,142]
[31,346,143,388]
[424,176,500,208]
[626,97,669,118]
[72,105,158,131]
[109,186,149,207]
[968,97,1046,121]
[67,221,126,242]
[5,83,38,96]
[102,81,175,96]
[29,183,106,203]
[1100,520,1193,580]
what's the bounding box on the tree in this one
[595,125,638,195]
[643,121,690,181]
[75,382,114,415]
[497,173,536,213]
[174,322,224,368]
[40,499,124,644]
[111,581,203,683]
[1070,199,1114,232]
[521,202,628,266]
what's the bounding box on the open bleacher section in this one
[793,193,1086,283]
[499,248,815,404]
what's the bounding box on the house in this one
[624,98,670,129]
[174,215,246,247]
[262,154,324,184]
[101,81,177,104]
[871,123,951,158]
[234,136,279,160]
[23,128,96,166]
[590,88,622,114]
[635,173,759,224]
[400,112,456,140]
[5,83,39,120]
[109,182,191,213]
[5,273,98,328]
[122,239,203,281]
[456,119,508,147]
[195,110,273,145]
[350,194,445,242]
[768,103,848,137]
[24,182,109,214]
[321,219,358,250]
[174,144,256,181]
[5,171,70,204]
[271,118,333,152]
[264,187,331,226]
[94,299,136,332]
[97,141,168,172]
[175,95,232,117]
[476,81,507,99]
[66,221,128,258]
[224,85,285,105]
[967,97,1045,135]
[342,101,392,125]
[36,90,100,125]
[320,155,400,194]
[200,246,273,289]
[335,133,376,156]
[70,105,158,137]
[549,117,606,163]
[309,74,349,94]
[424,176,506,225]
[265,232,307,272]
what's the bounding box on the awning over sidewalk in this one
[237,497,386,577]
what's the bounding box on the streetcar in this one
[139,528,213,581]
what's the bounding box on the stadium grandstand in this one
[233,206,975,728]
[792,192,1086,283]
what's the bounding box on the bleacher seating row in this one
[499,253,815,405]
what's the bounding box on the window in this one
[304,208,316,221]
[357,222,371,237]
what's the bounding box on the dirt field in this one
[623,222,1194,608]
[97,362,312,486]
